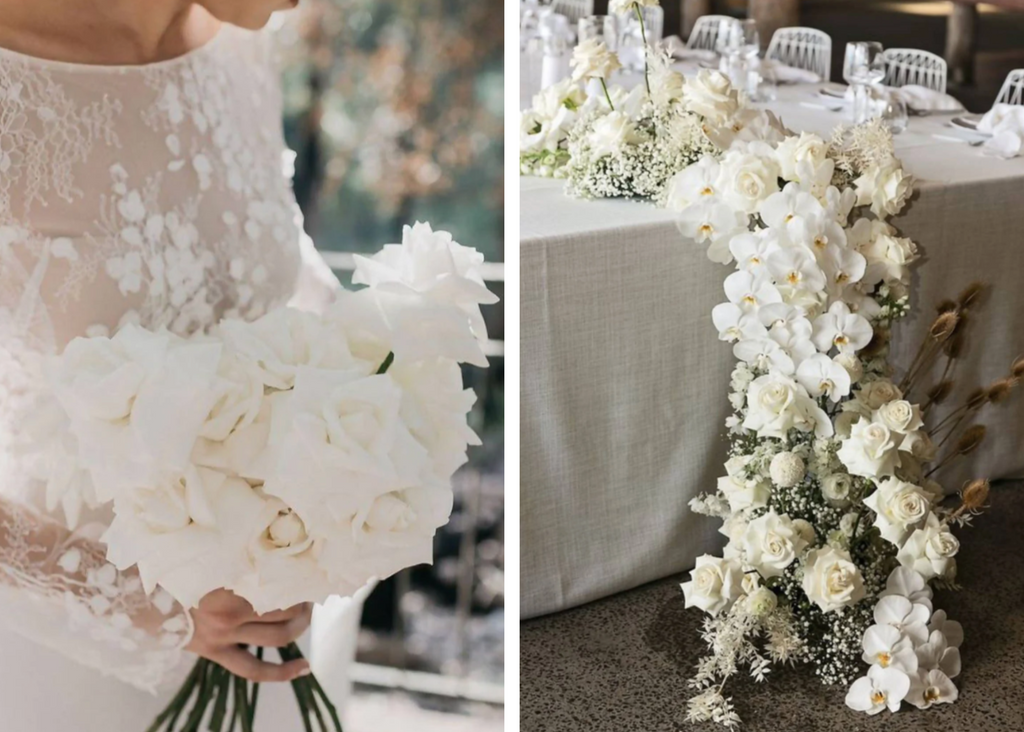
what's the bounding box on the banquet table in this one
[520,64,1024,619]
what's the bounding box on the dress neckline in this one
[0,23,231,74]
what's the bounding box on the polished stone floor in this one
[521,484,1024,731]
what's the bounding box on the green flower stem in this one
[209,667,230,730]
[376,351,394,374]
[634,3,651,95]
[600,78,615,111]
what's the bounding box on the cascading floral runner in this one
[674,92,1023,729]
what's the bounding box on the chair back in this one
[766,27,832,81]
[882,48,947,93]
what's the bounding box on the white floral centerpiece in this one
[44,223,498,732]
[519,0,785,202]
[675,120,1022,726]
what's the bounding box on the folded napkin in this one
[977,103,1024,158]
[842,84,964,112]
[759,58,820,84]
[662,36,717,63]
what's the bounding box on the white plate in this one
[950,115,987,134]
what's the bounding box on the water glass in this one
[578,15,618,49]
[844,42,885,123]
[881,94,909,134]
[616,5,664,71]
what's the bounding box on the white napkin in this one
[662,35,717,63]
[842,84,964,112]
[977,103,1024,158]
[758,58,820,84]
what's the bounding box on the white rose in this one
[718,146,781,214]
[897,514,959,581]
[717,474,769,513]
[681,554,744,616]
[775,132,828,182]
[391,357,481,480]
[724,454,752,479]
[863,477,931,545]
[901,430,937,461]
[745,586,778,616]
[792,518,817,546]
[855,159,913,218]
[103,467,267,608]
[744,375,833,440]
[50,325,223,501]
[821,473,854,506]
[742,511,808,578]
[588,110,643,158]
[802,546,865,612]
[874,400,923,435]
[858,380,903,410]
[352,222,499,360]
[769,451,805,488]
[862,233,918,285]
[837,418,901,479]
[834,353,864,384]
[682,69,740,125]
[200,352,265,441]
[570,39,622,82]
[531,78,585,118]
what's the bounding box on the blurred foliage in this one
[275,0,504,262]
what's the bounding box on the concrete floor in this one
[521,484,1024,731]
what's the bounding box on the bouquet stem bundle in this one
[147,645,341,732]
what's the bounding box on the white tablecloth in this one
[520,71,1024,619]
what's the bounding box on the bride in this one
[0,0,359,729]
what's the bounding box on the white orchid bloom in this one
[796,353,851,402]
[861,624,919,673]
[767,315,817,370]
[679,201,750,264]
[723,270,782,314]
[711,302,768,343]
[915,629,962,679]
[767,247,827,295]
[928,610,964,648]
[821,243,867,300]
[874,595,932,645]
[729,230,780,275]
[758,183,825,244]
[846,665,911,715]
[906,669,958,710]
[734,338,795,375]
[811,300,873,354]
[879,567,933,611]
[664,156,724,209]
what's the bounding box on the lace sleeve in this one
[0,495,193,693]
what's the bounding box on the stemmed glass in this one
[721,19,760,97]
[844,42,886,124]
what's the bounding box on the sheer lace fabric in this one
[0,24,338,691]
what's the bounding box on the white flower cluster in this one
[46,223,498,614]
[846,567,962,713]
[676,115,975,724]
[520,79,585,177]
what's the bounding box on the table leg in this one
[946,2,978,86]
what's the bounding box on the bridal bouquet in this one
[519,0,784,202]
[45,223,498,731]
[675,121,1021,726]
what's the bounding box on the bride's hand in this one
[186,589,313,682]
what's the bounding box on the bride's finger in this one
[211,645,310,683]
[232,614,311,647]
[250,603,310,624]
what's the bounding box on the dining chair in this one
[881,48,947,93]
[765,27,832,81]
[686,15,734,51]
[551,0,595,26]
[995,69,1024,106]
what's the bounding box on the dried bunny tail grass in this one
[942,333,965,359]
[936,299,958,315]
[930,312,959,342]
[987,377,1018,404]
[957,281,986,310]
[960,478,991,511]
[955,424,987,456]
[1011,355,1024,379]
[966,387,988,411]
[926,380,954,407]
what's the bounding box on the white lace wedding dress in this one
[0,22,360,731]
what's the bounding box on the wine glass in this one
[578,15,618,49]
[881,94,909,134]
[844,42,885,123]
